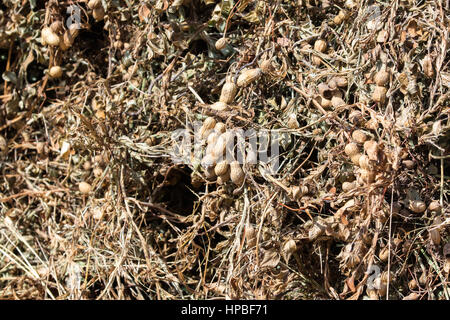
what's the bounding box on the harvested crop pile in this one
[0,0,449,300]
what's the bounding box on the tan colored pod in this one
[403,293,420,300]
[93,167,103,178]
[344,142,359,157]
[201,153,218,169]
[428,201,442,213]
[50,20,63,33]
[374,70,390,86]
[342,181,356,192]
[42,27,60,46]
[41,27,51,45]
[312,55,321,66]
[63,31,74,48]
[377,283,387,298]
[328,78,338,90]
[83,160,92,171]
[380,271,392,286]
[351,153,362,165]
[206,131,219,146]
[334,10,349,24]
[210,101,230,111]
[358,154,371,170]
[334,15,344,25]
[372,86,387,103]
[204,166,216,180]
[93,154,104,164]
[219,81,237,104]
[314,39,327,53]
[93,6,105,21]
[230,161,245,185]
[212,134,227,157]
[237,68,262,87]
[49,66,63,78]
[409,200,426,213]
[205,140,216,156]
[352,130,368,144]
[63,25,79,48]
[363,140,379,161]
[79,181,92,194]
[215,37,228,50]
[200,117,216,139]
[214,122,226,134]
[429,217,442,245]
[68,24,80,38]
[214,160,229,176]
[49,34,62,47]
[334,76,348,88]
[59,40,70,51]
[213,131,233,157]
[349,110,363,124]
[331,96,345,108]
[114,40,123,49]
[217,170,230,185]
[429,227,441,245]
[88,0,102,9]
[317,95,332,108]
[318,83,331,96]
[408,279,417,291]
[360,169,375,183]
[0,135,7,157]
[200,129,212,141]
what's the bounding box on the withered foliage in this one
[0,0,449,300]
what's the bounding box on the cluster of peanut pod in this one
[199,57,273,185]
[41,20,78,78]
[208,66,264,112]
[40,0,106,79]
[371,68,390,104]
[87,0,106,22]
[316,76,348,109]
[344,131,390,189]
[199,117,245,186]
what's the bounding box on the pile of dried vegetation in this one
[0,0,449,300]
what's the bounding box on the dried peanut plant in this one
[0,0,449,300]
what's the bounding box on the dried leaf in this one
[260,249,280,268]
[138,4,151,22]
